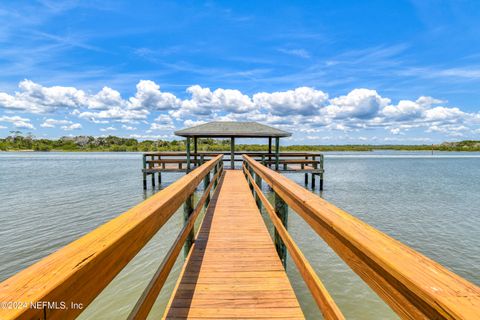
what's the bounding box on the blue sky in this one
[1,0,480,144]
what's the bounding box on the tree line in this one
[1,132,479,152]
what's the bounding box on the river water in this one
[0,151,478,319]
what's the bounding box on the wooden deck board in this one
[164,170,304,319]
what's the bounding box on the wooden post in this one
[230,137,235,170]
[255,172,262,208]
[157,155,161,185]
[274,192,288,267]
[304,173,308,185]
[186,137,191,173]
[275,137,280,171]
[204,170,211,207]
[183,193,194,257]
[142,154,147,189]
[151,172,155,187]
[268,137,272,168]
[213,163,218,188]
[319,154,324,191]
[311,173,316,189]
[194,137,198,167]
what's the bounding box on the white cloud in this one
[325,89,390,119]
[180,85,255,116]
[78,107,149,123]
[0,125,7,129]
[0,115,35,129]
[100,126,116,132]
[149,123,172,131]
[0,80,86,113]
[129,80,180,110]
[253,87,328,116]
[1,79,479,140]
[40,118,72,128]
[61,123,82,131]
[121,124,137,131]
[183,119,207,127]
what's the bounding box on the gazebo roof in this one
[174,121,291,138]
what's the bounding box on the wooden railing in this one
[0,155,224,320]
[242,155,480,320]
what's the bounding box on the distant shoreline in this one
[2,136,480,152]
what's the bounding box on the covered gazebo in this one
[174,121,292,170]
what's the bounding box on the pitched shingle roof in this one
[174,121,291,138]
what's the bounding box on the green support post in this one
[194,137,198,168]
[311,155,317,189]
[186,137,191,173]
[183,193,194,257]
[230,137,235,169]
[255,172,262,208]
[142,154,147,189]
[320,154,324,191]
[213,163,218,188]
[274,192,288,268]
[204,170,211,207]
[268,137,272,168]
[275,137,280,171]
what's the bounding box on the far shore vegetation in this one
[1,131,480,152]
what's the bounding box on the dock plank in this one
[163,170,304,319]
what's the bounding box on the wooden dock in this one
[163,170,303,319]
[1,154,479,320]
[142,151,325,190]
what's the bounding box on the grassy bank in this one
[1,135,480,152]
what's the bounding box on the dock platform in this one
[164,170,303,319]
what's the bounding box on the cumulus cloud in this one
[325,89,390,119]
[129,80,180,110]
[0,80,86,113]
[1,79,479,139]
[0,115,35,129]
[180,85,255,117]
[253,87,328,116]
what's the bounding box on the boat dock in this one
[0,121,479,320]
[1,154,479,319]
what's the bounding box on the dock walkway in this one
[164,170,304,319]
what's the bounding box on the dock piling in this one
[274,192,288,267]
[183,194,194,257]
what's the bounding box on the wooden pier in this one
[1,154,479,319]
[142,151,325,190]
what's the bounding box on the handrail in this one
[243,155,480,320]
[128,165,222,319]
[0,155,223,320]
[243,164,344,320]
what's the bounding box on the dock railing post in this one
[213,163,218,188]
[186,137,191,173]
[203,170,211,207]
[183,193,194,257]
[255,171,262,208]
[319,154,324,191]
[142,154,147,189]
[274,192,288,267]
[275,137,280,171]
[311,155,316,189]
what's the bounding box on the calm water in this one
[0,151,479,319]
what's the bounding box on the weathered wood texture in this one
[0,155,223,320]
[164,170,304,319]
[243,155,480,320]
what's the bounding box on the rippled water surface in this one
[0,151,479,319]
